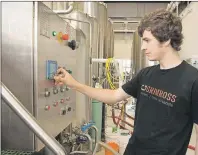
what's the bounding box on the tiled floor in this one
[96,105,197,155]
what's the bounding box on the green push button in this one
[52,31,57,36]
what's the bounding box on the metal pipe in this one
[82,125,99,150]
[112,20,139,23]
[1,82,67,155]
[90,125,98,144]
[92,58,108,63]
[114,30,135,33]
[92,58,120,63]
[53,2,73,14]
[176,1,179,16]
[83,133,93,151]
[70,151,89,154]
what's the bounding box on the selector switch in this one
[68,40,78,50]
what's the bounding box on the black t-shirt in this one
[122,61,198,155]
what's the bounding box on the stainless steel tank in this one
[98,2,107,59]
[82,2,100,78]
[2,2,78,151]
[97,2,108,78]
[132,31,145,75]
[110,27,115,58]
[72,2,107,77]
[62,11,100,123]
[104,19,114,58]
[72,2,100,78]
[83,2,99,19]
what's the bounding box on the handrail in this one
[1,82,67,155]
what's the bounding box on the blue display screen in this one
[46,60,58,80]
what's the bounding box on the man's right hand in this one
[54,68,78,89]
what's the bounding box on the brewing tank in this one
[132,31,147,75]
[98,2,108,59]
[104,19,114,58]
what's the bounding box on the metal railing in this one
[1,82,67,155]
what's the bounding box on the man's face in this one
[141,30,165,61]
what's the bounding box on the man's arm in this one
[195,124,198,155]
[54,68,131,105]
[74,83,130,105]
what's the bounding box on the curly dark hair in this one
[138,9,183,51]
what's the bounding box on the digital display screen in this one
[46,60,58,80]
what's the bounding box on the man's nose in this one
[141,43,147,51]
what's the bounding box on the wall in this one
[107,2,167,18]
[179,2,198,60]
[114,33,133,59]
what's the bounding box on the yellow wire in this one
[105,58,116,89]
[105,58,125,124]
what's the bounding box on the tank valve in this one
[68,40,79,50]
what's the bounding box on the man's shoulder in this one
[141,65,159,76]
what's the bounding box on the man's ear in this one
[163,39,171,47]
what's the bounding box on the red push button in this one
[62,34,69,40]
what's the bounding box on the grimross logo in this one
[141,84,177,103]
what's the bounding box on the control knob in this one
[44,88,50,97]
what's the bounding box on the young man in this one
[54,9,198,155]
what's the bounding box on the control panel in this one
[36,3,78,147]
